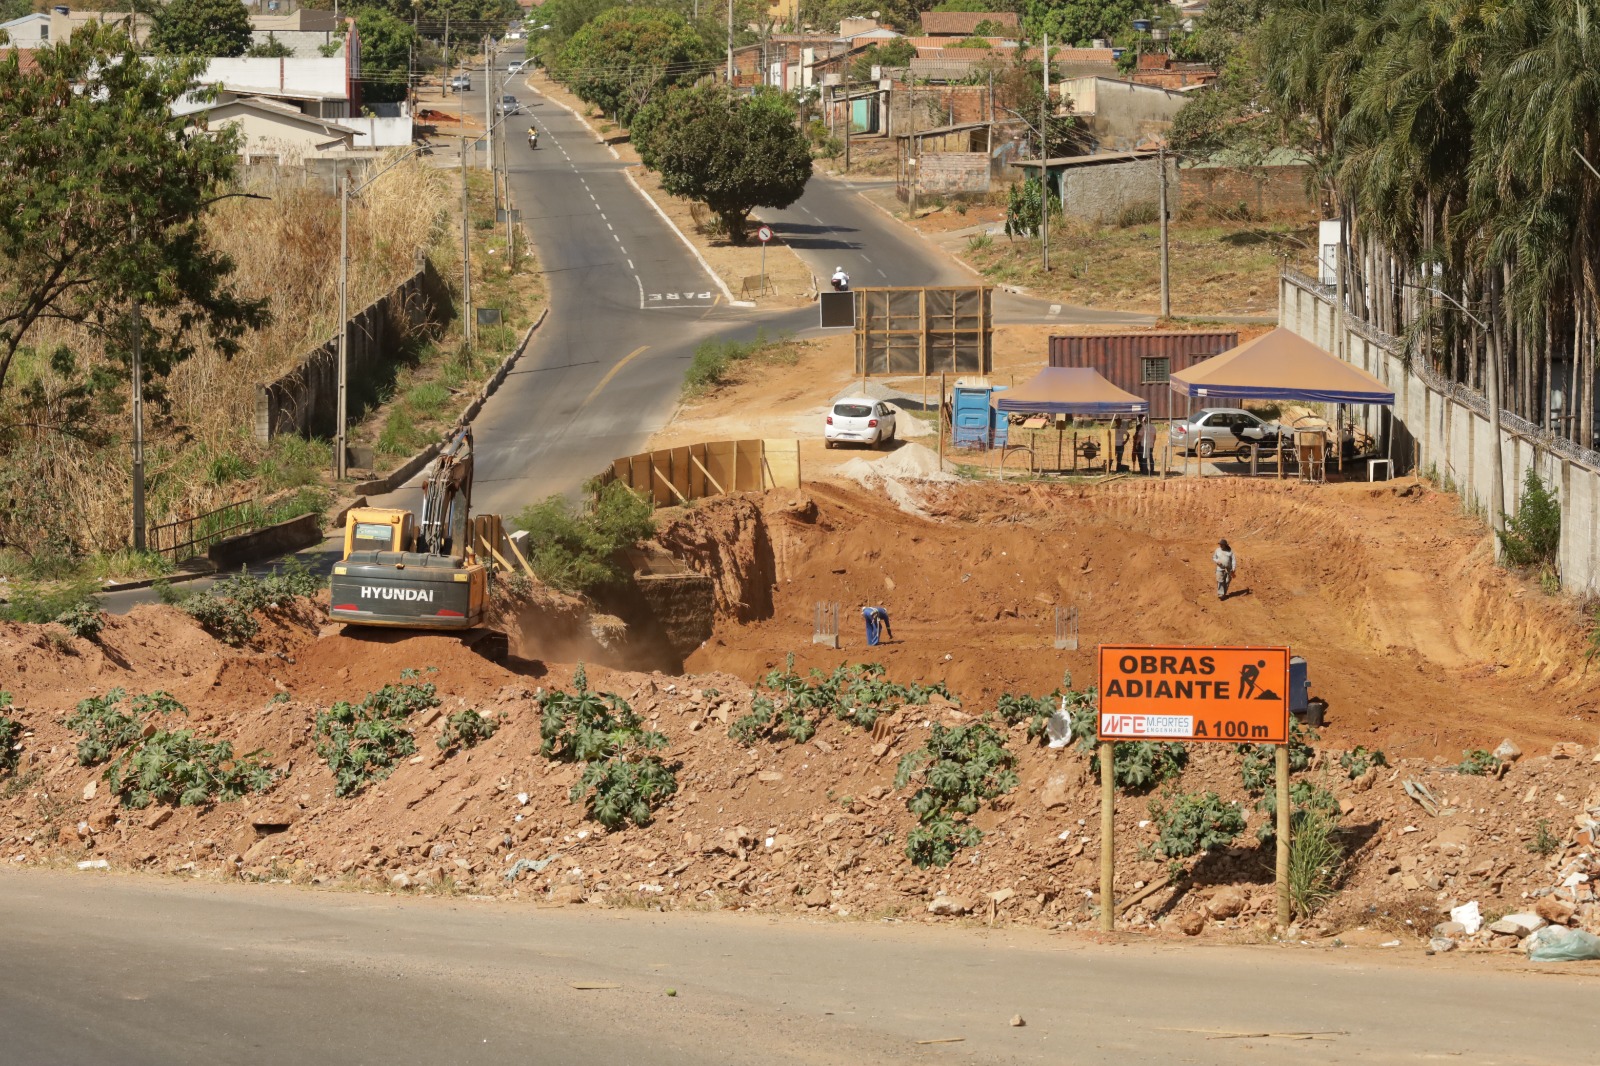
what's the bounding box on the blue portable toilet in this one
[951,383,1008,448]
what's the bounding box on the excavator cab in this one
[328,429,490,630]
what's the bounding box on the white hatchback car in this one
[825,397,896,449]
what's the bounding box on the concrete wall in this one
[248,29,342,58]
[254,259,450,442]
[212,107,348,164]
[203,56,349,113]
[1056,157,1178,225]
[1059,77,1186,152]
[345,115,413,148]
[1180,164,1316,220]
[888,85,989,135]
[914,152,989,196]
[1280,270,1600,594]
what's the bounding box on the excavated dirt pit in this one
[2,473,1599,951]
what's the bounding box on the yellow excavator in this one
[329,428,520,632]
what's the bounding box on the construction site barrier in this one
[599,439,801,506]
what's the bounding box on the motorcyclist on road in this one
[527,126,538,149]
[831,265,850,291]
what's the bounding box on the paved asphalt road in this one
[102,48,1141,608]
[3,866,1596,1065]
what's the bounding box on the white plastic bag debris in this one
[1450,900,1482,936]
[1045,696,1074,749]
[1526,926,1600,962]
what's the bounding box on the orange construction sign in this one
[1097,645,1291,745]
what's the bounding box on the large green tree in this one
[557,7,711,123]
[632,84,812,243]
[0,25,268,401]
[1023,0,1156,46]
[355,9,418,104]
[149,0,254,57]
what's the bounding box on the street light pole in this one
[1040,33,1049,273]
[130,296,145,549]
[483,35,493,171]
[726,0,733,83]
[1158,143,1170,317]
[336,174,350,479]
[461,138,474,347]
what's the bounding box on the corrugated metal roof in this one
[1048,332,1238,420]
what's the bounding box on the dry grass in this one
[960,214,1318,316]
[0,156,450,563]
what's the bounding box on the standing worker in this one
[861,604,893,646]
[1212,539,1237,601]
[1137,415,1153,475]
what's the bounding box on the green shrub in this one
[1237,720,1317,793]
[895,719,1017,868]
[1338,745,1387,779]
[1150,790,1246,874]
[437,708,498,755]
[538,665,677,829]
[1254,780,1340,843]
[1530,817,1561,857]
[1287,809,1344,917]
[682,331,771,397]
[1498,467,1561,573]
[181,560,319,646]
[514,480,655,595]
[65,689,185,766]
[104,728,274,809]
[313,681,434,797]
[1092,740,1188,792]
[0,578,99,625]
[738,656,957,743]
[995,692,1055,741]
[53,600,104,641]
[1457,748,1499,776]
[207,451,253,486]
[257,435,331,491]
[0,692,19,775]
[378,408,430,457]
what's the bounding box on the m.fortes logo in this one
[359,586,434,603]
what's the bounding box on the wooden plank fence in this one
[598,439,801,506]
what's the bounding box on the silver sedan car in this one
[1169,407,1283,458]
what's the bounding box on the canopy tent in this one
[1167,328,1395,405]
[994,367,1148,416]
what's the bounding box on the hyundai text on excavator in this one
[328,428,526,633]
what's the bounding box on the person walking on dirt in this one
[861,605,893,646]
[1213,539,1237,601]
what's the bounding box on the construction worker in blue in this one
[861,605,893,646]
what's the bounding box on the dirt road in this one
[2,867,1594,1065]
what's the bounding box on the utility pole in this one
[443,12,449,91]
[1040,33,1049,273]
[335,175,349,480]
[503,107,513,264]
[483,35,492,171]
[726,0,733,83]
[461,141,474,347]
[843,81,851,172]
[1158,144,1170,317]
[130,296,146,549]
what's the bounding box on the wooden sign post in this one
[1096,645,1293,932]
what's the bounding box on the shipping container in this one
[1047,332,1238,421]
